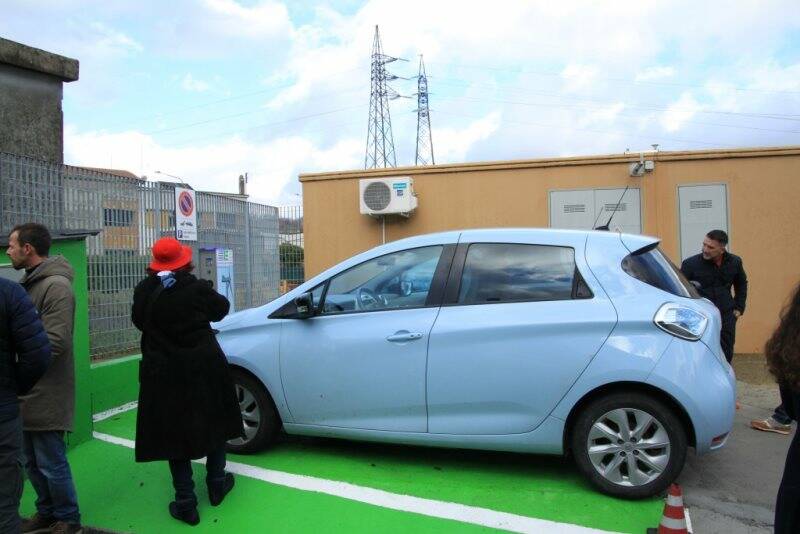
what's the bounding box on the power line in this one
[161,118,365,149]
[435,108,739,149]
[158,106,418,149]
[160,104,368,148]
[446,95,800,134]
[144,86,364,136]
[427,61,800,96]
[102,66,364,130]
[98,69,799,143]
[434,78,800,122]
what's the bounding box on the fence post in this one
[154,182,162,239]
[244,200,253,308]
[0,154,4,233]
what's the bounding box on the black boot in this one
[169,499,200,526]
[208,472,235,506]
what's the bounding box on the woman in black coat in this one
[765,281,800,533]
[132,237,243,526]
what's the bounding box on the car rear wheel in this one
[571,392,687,499]
[226,370,281,454]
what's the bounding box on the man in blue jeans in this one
[0,277,51,533]
[7,224,82,533]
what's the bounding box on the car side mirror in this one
[294,292,315,319]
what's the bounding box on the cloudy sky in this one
[3,0,800,205]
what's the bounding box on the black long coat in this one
[775,386,800,534]
[131,272,243,462]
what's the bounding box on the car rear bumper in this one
[647,337,736,454]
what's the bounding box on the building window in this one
[104,208,134,227]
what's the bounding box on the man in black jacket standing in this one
[680,229,748,363]
[0,277,52,533]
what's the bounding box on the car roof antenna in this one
[593,185,629,231]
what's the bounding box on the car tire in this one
[226,370,281,454]
[571,392,687,499]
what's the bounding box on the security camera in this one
[629,162,645,177]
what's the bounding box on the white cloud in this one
[579,102,626,126]
[745,61,800,93]
[259,0,800,124]
[703,81,741,113]
[435,112,502,163]
[200,0,292,39]
[63,124,363,206]
[62,111,500,205]
[661,92,703,132]
[635,66,675,82]
[561,64,600,93]
[88,21,143,56]
[31,0,800,197]
[181,73,210,92]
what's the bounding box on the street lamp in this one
[155,170,189,186]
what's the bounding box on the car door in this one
[426,231,617,435]
[279,244,454,432]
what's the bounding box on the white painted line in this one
[92,431,622,534]
[92,401,138,423]
[685,507,693,533]
[93,432,135,448]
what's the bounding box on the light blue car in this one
[215,228,736,499]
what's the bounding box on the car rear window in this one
[621,245,700,298]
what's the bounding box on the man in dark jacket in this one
[0,276,51,534]
[6,223,82,533]
[680,229,748,363]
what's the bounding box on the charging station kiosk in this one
[198,247,236,313]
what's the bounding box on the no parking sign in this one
[175,187,197,241]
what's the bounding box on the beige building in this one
[300,145,800,354]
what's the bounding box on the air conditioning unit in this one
[359,177,418,217]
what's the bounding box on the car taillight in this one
[653,303,708,341]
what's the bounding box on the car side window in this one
[320,246,444,314]
[458,244,576,304]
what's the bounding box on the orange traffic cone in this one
[646,484,689,534]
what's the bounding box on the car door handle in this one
[386,331,424,343]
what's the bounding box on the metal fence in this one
[278,205,304,294]
[0,152,281,360]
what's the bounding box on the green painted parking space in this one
[19,438,497,533]
[92,408,663,533]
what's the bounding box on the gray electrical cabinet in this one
[679,184,728,261]
[548,189,595,230]
[550,188,642,234]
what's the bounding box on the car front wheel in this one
[571,392,687,499]
[226,370,281,454]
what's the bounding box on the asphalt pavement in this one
[677,356,793,534]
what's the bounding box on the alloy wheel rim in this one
[586,408,671,487]
[228,383,261,446]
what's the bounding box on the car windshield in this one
[622,245,700,299]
